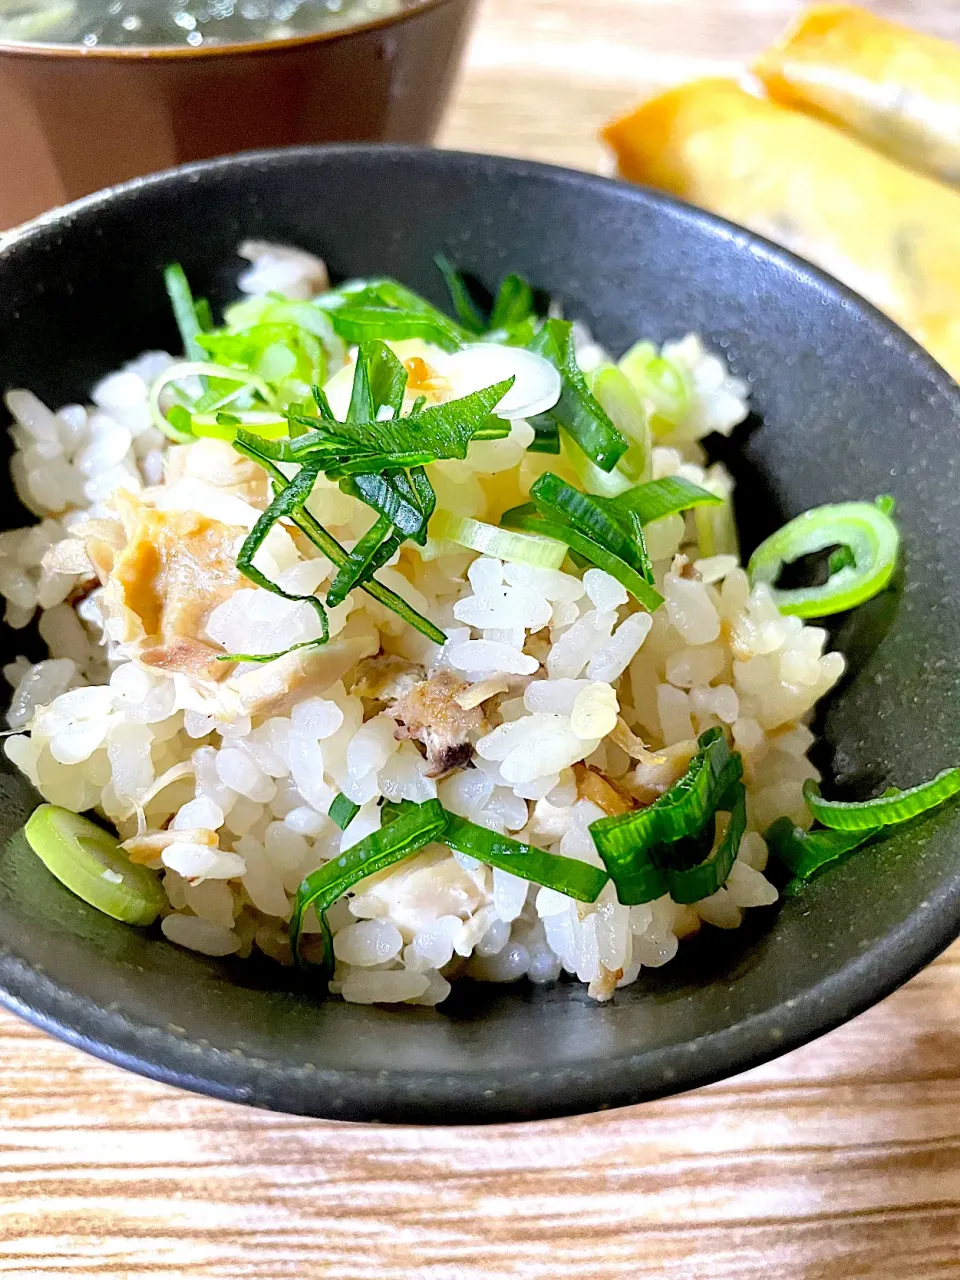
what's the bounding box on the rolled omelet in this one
[602,79,960,381]
[755,4,960,185]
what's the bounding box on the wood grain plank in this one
[5,2,960,1277]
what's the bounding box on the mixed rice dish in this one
[3,240,948,1009]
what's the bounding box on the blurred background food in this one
[603,4,960,380]
[754,4,960,183]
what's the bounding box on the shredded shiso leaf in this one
[291,800,448,969]
[441,812,609,903]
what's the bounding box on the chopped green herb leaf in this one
[489,273,535,332]
[435,255,487,334]
[530,319,628,472]
[290,799,447,969]
[164,263,207,363]
[219,459,329,660]
[328,793,361,831]
[442,812,608,903]
[233,438,446,646]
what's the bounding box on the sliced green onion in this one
[748,500,900,618]
[442,812,608,903]
[560,437,635,499]
[609,476,722,525]
[766,818,878,882]
[802,769,960,831]
[695,483,739,559]
[24,804,166,926]
[506,473,663,610]
[589,364,652,482]
[435,255,487,334]
[150,361,273,443]
[529,320,628,472]
[828,545,856,575]
[590,729,743,903]
[618,340,693,430]
[328,793,360,831]
[163,263,207,363]
[290,799,447,969]
[190,410,288,441]
[660,781,747,904]
[489,273,535,333]
[527,413,561,454]
[429,510,568,569]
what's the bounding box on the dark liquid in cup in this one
[0,0,407,45]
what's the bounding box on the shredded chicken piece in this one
[588,964,624,1002]
[454,675,511,711]
[72,516,126,583]
[100,492,248,681]
[164,438,269,507]
[232,631,379,719]
[611,716,666,767]
[389,670,487,777]
[238,241,330,297]
[122,828,218,865]
[672,552,698,580]
[574,763,635,816]
[626,737,700,805]
[349,654,425,703]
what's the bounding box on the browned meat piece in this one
[588,964,624,1002]
[349,654,425,704]
[389,670,487,778]
[574,763,635,816]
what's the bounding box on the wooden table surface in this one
[6,2,960,1276]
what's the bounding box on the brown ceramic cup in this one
[0,0,476,229]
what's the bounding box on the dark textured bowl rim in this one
[0,0,456,60]
[0,144,958,1124]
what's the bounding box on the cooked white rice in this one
[0,246,842,1006]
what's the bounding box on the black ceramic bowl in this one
[0,146,958,1124]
